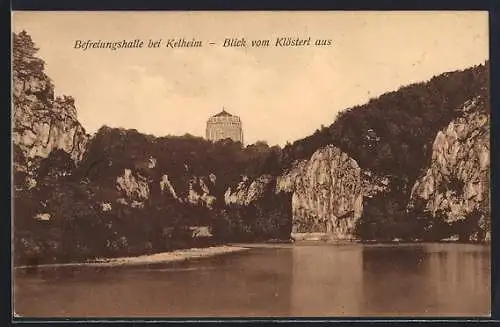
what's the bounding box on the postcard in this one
[11,11,490,318]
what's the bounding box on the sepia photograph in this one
[11,11,490,318]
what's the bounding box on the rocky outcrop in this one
[275,145,390,240]
[187,176,217,209]
[13,34,90,170]
[224,174,274,206]
[13,94,89,163]
[159,171,217,209]
[116,167,218,209]
[116,169,150,208]
[276,145,385,240]
[410,97,490,241]
[160,174,178,199]
[13,90,90,193]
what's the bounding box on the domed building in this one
[206,108,244,144]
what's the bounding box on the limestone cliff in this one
[116,169,151,208]
[276,145,388,240]
[224,175,274,206]
[13,32,89,176]
[186,176,217,208]
[410,97,490,241]
[13,91,89,164]
[160,174,179,199]
[114,162,217,209]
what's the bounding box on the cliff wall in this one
[276,145,388,240]
[410,97,490,241]
[13,31,89,189]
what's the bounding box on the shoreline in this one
[14,239,490,270]
[290,232,491,245]
[14,245,251,270]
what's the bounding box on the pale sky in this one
[12,11,488,146]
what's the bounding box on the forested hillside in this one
[283,62,489,185]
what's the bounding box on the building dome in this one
[206,108,244,144]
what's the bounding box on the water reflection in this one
[425,244,491,316]
[360,245,431,316]
[290,244,363,316]
[360,244,490,316]
[13,243,490,317]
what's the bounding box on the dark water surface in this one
[14,243,490,318]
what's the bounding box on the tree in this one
[13,31,46,79]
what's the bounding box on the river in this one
[13,243,490,318]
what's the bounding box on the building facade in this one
[206,109,244,144]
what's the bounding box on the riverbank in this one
[14,245,251,270]
[290,232,491,245]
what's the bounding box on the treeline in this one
[77,126,283,202]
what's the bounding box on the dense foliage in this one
[14,174,206,264]
[210,184,293,242]
[14,136,290,265]
[77,127,283,202]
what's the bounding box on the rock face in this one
[13,92,89,164]
[116,166,218,209]
[116,169,150,208]
[160,174,178,199]
[277,145,367,240]
[224,175,274,206]
[410,97,490,240]
[13,32,89,171]
[187,176,217,209]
